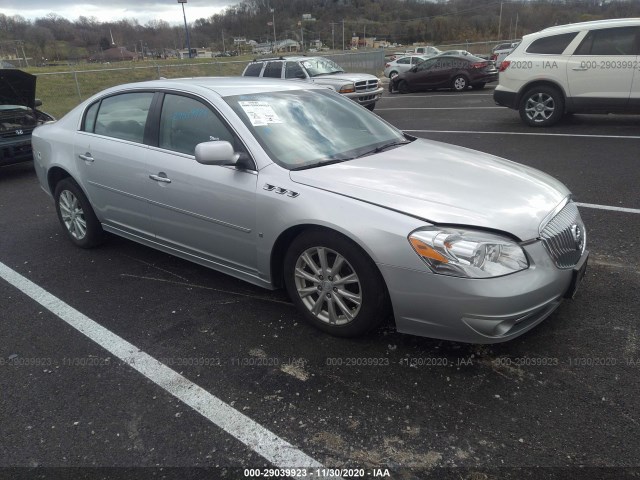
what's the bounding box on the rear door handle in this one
[149,173,172,184]
[78,153,94,162]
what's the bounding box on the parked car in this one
[383,54,430,79]
[494,18,640,126]
[32,77,588,343]
[389,54,498,93]
[491,42,519,68]
[437,49,473,56]
[0,69,55,167]
[242,56,383,110]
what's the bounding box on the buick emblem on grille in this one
[570,224,583,251]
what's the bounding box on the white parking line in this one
[405,129,640,140]
[577,203,640,214]
[0,261,334,475]
[378,107,503,111]
[380,94,493,99]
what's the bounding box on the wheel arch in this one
[517,80,568,111]
[269,224,388,296]
[47,166,73,196]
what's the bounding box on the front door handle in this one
[78,153,94,162]
[149,173,172,184]
[572,67,588,71]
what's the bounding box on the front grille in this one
[540,201,586,269]
[354,79,379,92]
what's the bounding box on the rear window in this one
[263,61,283,78]
[526,32,579,54]
[574,27,640,56]
[243,63,263,77]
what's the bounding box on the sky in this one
[0,1,233,26]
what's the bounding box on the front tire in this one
[519,86,564,127]
[452,75,468,92]
[54,178,103,248]
[283,230,389,337]
[398,80,410,94]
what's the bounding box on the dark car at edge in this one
[0,69,54,167]
[389,54,498,94]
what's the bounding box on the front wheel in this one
[283,230,389,337]
[398,80,410,94]
[452,75,468,92]
[54,178,103,248]
[519,86,564,127]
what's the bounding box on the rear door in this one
[567,26,640,111]
[75,91,155,237]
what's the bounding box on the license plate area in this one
[564,250,589,299]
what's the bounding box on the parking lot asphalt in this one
[1,86,639,480]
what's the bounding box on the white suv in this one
[494,18,640,126]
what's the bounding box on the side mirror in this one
[195,141,239,166]
[35,99,43,107]
[410,66,417,73]
[295,71,306,79]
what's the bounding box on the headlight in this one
[408,227,528,278]
[338,83,355,93]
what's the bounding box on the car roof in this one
[538,17,640,34]
[92,77,328,99]
[249,56,326,63]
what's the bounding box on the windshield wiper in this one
[353,140,412,159]
[290,158,350,171]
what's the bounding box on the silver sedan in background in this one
[32,78,588,343]
[383,55,430,79]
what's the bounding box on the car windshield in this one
[300,58,344,77]
[225,89,407,170]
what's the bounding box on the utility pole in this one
[330,22,337,51]
[270,8,277,53]
[342,19,345,51]
[363,24,366,49]
[514,13,519,41]
[498,1,503,40]
[222,29,225,53]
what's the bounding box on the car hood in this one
[0,69,37,109]
[312,72,377,84]
[289,139,569,241]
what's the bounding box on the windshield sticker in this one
[239,101,282,127]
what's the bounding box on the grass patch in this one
[26,57,250,118]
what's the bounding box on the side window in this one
[93,92,153,143]
[285,61,305,79]
[397,57,410,65]
[243,63,263,77]
[82,101,100,133]
[526,32,579,54]
[417,59,435,71]
[574,27,640,56]
[410,57,422,65]
[263,61,283,78]
[158,94,238,156]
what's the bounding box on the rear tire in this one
[452,75,468,92]
[54,178,103,248]
[283,229,389,337]
[365,103,375,111]
[519,85,564,127]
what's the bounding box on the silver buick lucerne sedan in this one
[32,77,588,343]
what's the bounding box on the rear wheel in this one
[452,75,468,92]
[519,86,564,127]
[389,71,399,80]
[398,80,410,94]
[54,178,103,248]
[283,230,389,337]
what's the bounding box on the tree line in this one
[1,0,639,63]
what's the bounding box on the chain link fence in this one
[34,51,387,119]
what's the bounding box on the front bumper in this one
[343,87,384,106]
[380,241,587,343]
[0,136,33,166]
